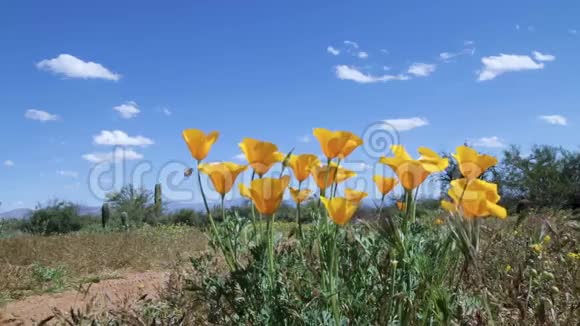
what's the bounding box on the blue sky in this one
[1,1,579,210]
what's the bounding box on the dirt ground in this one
[0,271,168,325]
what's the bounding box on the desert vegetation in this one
[1,130,579,325]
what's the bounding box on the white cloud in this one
[36,54,120,81]
[464,40,475,46]
[439,47,475,62]
[93,130,154,147]
[357,51,368,59]
[439,52,456,60]
[335,65,409,84]
[162,108,172,116]
[473,136,506,148]
[515,24,520,30]
[539,115,567,126]
[113,101,140,119]
[345,162,371,171]
[297,135,311,143]
[82,148,144,163]
[569,29,578,35]
[327,46,340,56]
[233,153,246,161]
[407,63,436,77]
[380,49,389,54]
[57,170,79,178]
[4,160,14,167]
[532,51,555,62]
[478,54,546,81]
[25,109,59,122]
[344,40,359,49]
[383,117,429,131]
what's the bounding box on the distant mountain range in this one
[0,198,383,220]
[0,199,249,219]
[0,205,102,219]
[0,208,33,219]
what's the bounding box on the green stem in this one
[378,194,386,218]
[331,158,342,198]
[297,181,303,239]
[386,260,397,323]
[197,161,235,271]
[267,214,275,288]
[411,185,420,224]
[329,224,340,325]
[250,170,258,239]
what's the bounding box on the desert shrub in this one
[498,145,580,210]
[0,218,27,238]
[106,184,156,227]
[20,201,82,236]
[165,209,206,227]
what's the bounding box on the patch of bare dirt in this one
[0,271,168,325]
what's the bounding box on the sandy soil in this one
[0,271,168,325]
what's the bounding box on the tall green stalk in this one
[328,224,341,325]
[296,181,303,239]
[197,160,236,271]
[266,214,275,288]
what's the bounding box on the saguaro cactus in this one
[154,183,162,216]
[101,203,110,228]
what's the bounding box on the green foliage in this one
[21,201,82,236]
[499,145,580,209]
[179,210,468,325]
[31,263,66,292]
[164,209,206,227]
[106,184,155,226]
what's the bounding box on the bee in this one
[184,167,193,177]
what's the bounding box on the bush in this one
[499,145,580,210]
[21,201,82,236]
[106,185,156,227]
[166,209,206,227]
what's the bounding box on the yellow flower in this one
[238,183,252,200]
[320,196,360,225]
[182,129,219,161]
[453,145,498,180]
[445,178,507,219]
[238,138,285,177]
[418,147,450,173]
[345,189,368,203]
[440,200,457,214]
[434,217,445,225]
[531,243,543,253]
[247,175,290,215]
[199,162,247,196]
[567,252,580,260]
[313,128,363,160]
[336,166,357,183]
[289,187,312,204]
[372,175,398,196]
[543,235,551,244]
[310,164,356,189]
[380,145,448,190]
[396,201,407,212]
[505,265,512,272]
[288,154,319,182]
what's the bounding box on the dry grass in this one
[0,225,206,303]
